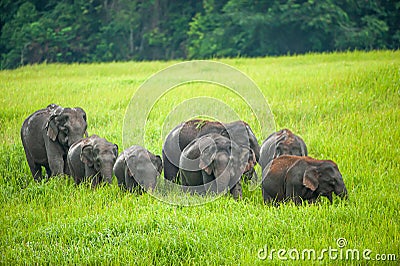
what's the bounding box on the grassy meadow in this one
[0,51,399,264]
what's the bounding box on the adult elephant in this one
[21,104,87,181]
[67,135,118,188]
[262,155,348,205]
[259,129,307,172]
[162,119,260,182]
[113,145,163,193]
[179,133,255,200]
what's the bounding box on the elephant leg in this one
[91,174,102,188]
[202,172,214,185]
[45,141,66,176]
[63,159,71,176]
[285,183,305,205]
[83,165,97,186]
[115,165,126,189]
[292,196,303,205]
[24,150,43,181]
[48,157,64,177]
[215,175,230,195]
[117,178,125,189]
[162,150,179,182]
[201,172,215,195]
[308,198,317,205]
[287,187,303,205]
[44,164,52,178]
[262,188,275,204]
[31,163,43,182]
[74,176,82,185]
[125,175,137,193]
[180,171,194,193]
[230,182,242,200]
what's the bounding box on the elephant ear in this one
[296,135,308,156]
[126,164,133,178]
[318,161,337,181]
[303,166,319,191]
[274,130,288,158]
[249,148,256,164]
[199,145,216,175]
[45,106,64,141]
[46,103,60,111]
[73,107,87,122]
[260,131,284,169]
[123,154,134,177]
[113,144,119,158]
[80,143,94,167]
[46,118,58,141]
[73,107,88,137]
[243,147,256,172]
[151,155,163,174]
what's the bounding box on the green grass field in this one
[0,51,399,264]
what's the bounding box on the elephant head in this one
[125,147,163,192]
[163,119,260,182]
[45,105,88,148]
[197,134,250,195]
[262,155,348,205]
[275,129,307,157]
[260,129,307,171]
[223,121,260,162]
[302,160,348,203]
[80,135,118,185]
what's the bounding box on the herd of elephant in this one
[20,104,348,205]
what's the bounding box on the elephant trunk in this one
[215,171,231,194]
[68,135,84,148]
[101,165,114,184]
[339,186,348,199]
[335,184,348,200]
[137,167,158,192]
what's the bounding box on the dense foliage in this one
[1,0,399,69]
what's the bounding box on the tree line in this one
[1,0,399,69]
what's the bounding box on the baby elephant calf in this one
[262,155,348,205]
[68,134,118,188]
[113,145,162,193]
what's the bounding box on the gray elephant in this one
[67,134,118,187]
[259,129,307,171]
[113,145,163,193]
[262,155,348,205]
[163,119,260,182]
[21,104,87,181]
[179,133,256,200]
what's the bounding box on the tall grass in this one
[0,51,399,264]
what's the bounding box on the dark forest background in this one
[1,0,399,69]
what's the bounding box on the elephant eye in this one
[59,126,69,134]
[328,179,336,186]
